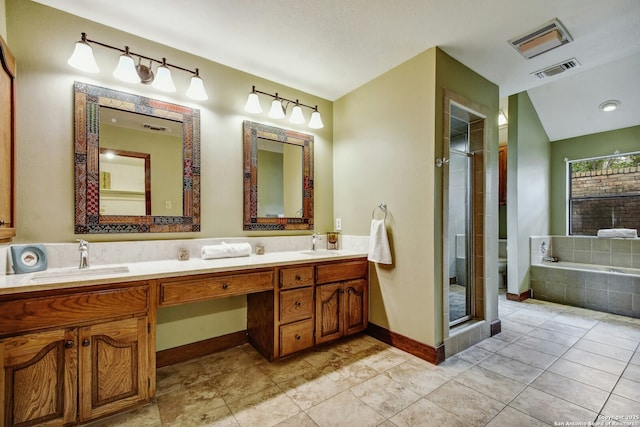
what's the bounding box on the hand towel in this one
[201,242,252,260]
[596,228,638,238]
[368,219,392,264]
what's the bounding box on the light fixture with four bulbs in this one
[244,86,323,129]
[68,32,208,101]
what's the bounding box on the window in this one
[568,152,640,236]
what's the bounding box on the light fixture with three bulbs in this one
[68,32,208,101]
[244,86,323,129]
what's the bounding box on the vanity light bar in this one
[244,86,324,129]
[68,32,208,101]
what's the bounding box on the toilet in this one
[498,239,507,289]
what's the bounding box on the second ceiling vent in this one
[509,18,573,60]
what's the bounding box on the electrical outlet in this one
[335,218,342,231]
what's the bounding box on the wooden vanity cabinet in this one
[248,258,368,361]
[0,283,152,426]
[315,260,368,345]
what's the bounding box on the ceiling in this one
[34,0,640,141]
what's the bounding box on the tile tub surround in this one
[531,235,640,269]
[531,263,640,318]
[87,292,640,427]
[1,235,370,275]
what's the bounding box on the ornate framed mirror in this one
[243,121,313,230]
[74,82,200,233]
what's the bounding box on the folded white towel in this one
[368,219,392,264]
[201,242,252,260]
[596,228,638,239]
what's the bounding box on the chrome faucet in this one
[77,239,89,269]
[311,233,321,251]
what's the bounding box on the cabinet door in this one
[315,283,343,344]
[344,279,368,336]
[1,328,78,426]
[79,316,149,422]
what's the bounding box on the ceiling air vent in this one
[143,123,169,132]
[509,18,573,60]
[532,58,580,79]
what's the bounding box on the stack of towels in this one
[596,228,638,238]
[201,242,252,260]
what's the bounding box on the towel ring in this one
[372,203,387,221]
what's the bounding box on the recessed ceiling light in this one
[599,100,620,112]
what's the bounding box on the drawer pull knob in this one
[222,283,229,290]
[295,334,301,340]
[64,340,74,349]
[82,339,90,347]
[295,300,302,307]
[295,275,301,280]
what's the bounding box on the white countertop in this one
[0,250,368,295]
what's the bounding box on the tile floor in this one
[90,293,640,427]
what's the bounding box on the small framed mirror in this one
[74,82,200,233]
[243,121,313,230]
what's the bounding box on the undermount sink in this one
[299,250,342,256]
[31,266,130,282]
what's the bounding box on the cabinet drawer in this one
[280,318,314,357]
[279,266,313,289]
[316,259,368,285]
[0,285,149,336]
[159,270,273,306]
[280,288,313,323]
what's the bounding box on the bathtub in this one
[530,261,640,318]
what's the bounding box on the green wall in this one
[549,125,640,235]
[334,48,498,347]
[507,92,550,295]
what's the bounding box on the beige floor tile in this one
[426,381,505,426]
[601,394,640,421]
[622,363,640,382]
[257,354,316,384]
[548,313,599,330]
[530,371,609,412]
[456,345,493,365]
[210,365,277,404]
[351,373,421,418]
[478,353,543,384]
[474,337,509,353]
[485,406,552,427]
[528,328,581,347]
[573,338,635,362]
[201,345,265,376]
[562,348,628,375]
[582,329,639,351]
[279,364,348,410]
[612,377,640,403]
[454,366,527,404]
[631,351,640,366]
[510,387,597,426]
[435,355,474,378]
[515,335,570,357]
[389,398,472,427]
[384,359,452,396]
[306,390,386,427]
[497,343,558,369]
[501,318,537,335]
[227,385,301,427]
[325,356,381,388]
[491,328,523,343]
[156,360,211,396]
[274,412,318,427]
[547,358,619,392]
[537,319,590,337]
[592,320,640,341]
[502,308,556,326]
[156,379,227,426]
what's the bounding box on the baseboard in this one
[490,319,501,336]
[365,322,445,365]
[507,290,531,301]
[156,330,248,368]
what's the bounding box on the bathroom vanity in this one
[0,251,368,426]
